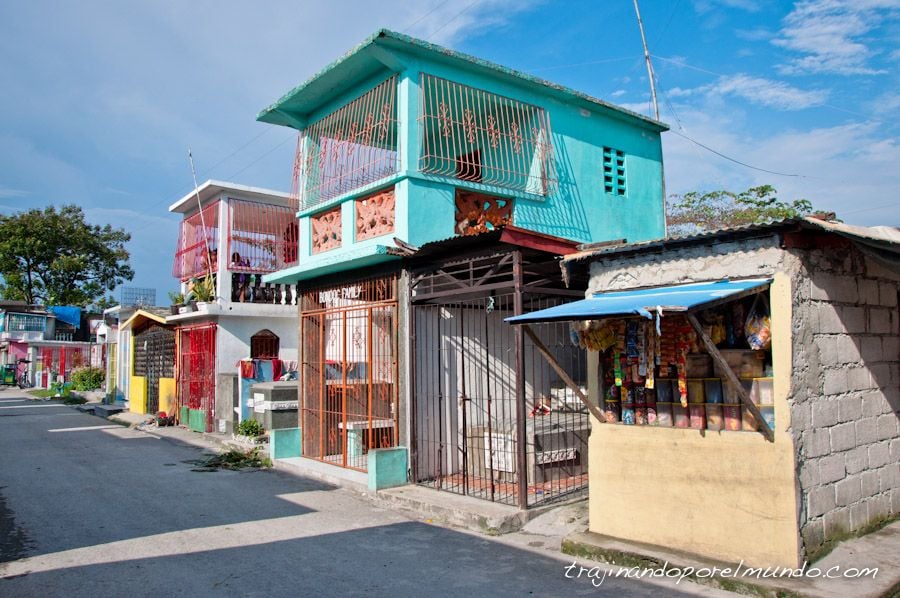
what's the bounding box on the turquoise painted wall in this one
[285,49,665,273]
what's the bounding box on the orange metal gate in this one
[300,275,398,471]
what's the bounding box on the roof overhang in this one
[257,29,668,133]
[169,180,292,214]
[507,278,771,324]
[120,310,170,331]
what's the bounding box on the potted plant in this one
[168,291,185,315]
[185,275,215,309]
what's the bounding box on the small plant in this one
[168,290,185,305]
[71,367,105,391]
[236,418,263,437]
[189,275,216,302]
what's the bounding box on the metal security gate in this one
[300,275,399,472]
[177,323,216,431]
[134,325,175,414]
[411,247,589,508]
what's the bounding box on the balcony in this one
[418,73,556,196]
[295,75,399,213]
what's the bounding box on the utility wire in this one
[425,0,480,41]
[668,130,805,178]
[402,0,448,33]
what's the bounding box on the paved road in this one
[0,390,716,597]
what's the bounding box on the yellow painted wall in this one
[130,375,147,414]
[587,272,800,568]
[159,377,176,416]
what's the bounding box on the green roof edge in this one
[257,28,669,132]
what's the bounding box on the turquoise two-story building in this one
[260,29,668,506]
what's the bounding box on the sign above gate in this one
[318,284,361,306]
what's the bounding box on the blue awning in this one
[506,278,771,324]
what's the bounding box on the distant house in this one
[0,301,101,388]
[167,181,300,433]
[258,30,670,502]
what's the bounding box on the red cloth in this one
[271,359,282,380]
[240,360,254,378]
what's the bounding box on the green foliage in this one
[63,393,87,405]
[90,295,117,311]
[71,366,105,391]
[236,418,263,437]
[168,290,186,305]
[185,275,215,302]
[666,185,820,236]
[0,205,134,306]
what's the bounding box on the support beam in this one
[521,325,606,425]
[686,312,774,442]
[513,251,528,510]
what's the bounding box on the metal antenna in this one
[188,149,215,279]
[633,0,660,120]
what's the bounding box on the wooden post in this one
[686,312,774,442]
[522,325,606,425]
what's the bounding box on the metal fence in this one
[299,275,399,472]
[418,73,556,196]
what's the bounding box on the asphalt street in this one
[0,389,717,597]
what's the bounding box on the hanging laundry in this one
[240,360,254,378]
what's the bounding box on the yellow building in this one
[120,310,177,416]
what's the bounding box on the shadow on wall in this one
[513,134,590,243]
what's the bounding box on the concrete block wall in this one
[790,242,900,556]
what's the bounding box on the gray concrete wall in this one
[790,243,900,555]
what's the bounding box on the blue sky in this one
[1,0,898,298]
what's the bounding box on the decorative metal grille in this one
[172,201,219,281]
[300,275,399,472]
[227,198,297,273]
[6,313,46,332]
[294,76,399,211]
[177,323,216,431]
[250,330,280,359]
[418,74,556,195]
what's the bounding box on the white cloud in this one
[661,105,900,225]
[665,74,828,110]
[0,186,28,199]
[773,0,900,75]
[709,74,828,109]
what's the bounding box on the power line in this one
[839,201,900,216]
[425,0,480,41]
[668,130,806,178]
[402,0,448,33]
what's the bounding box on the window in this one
[603,147,626,196]
[250,330,280,359]
[418,73,556,195]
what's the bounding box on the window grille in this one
[227,199,297,273]
[6,313,45,332]
[250,330,280,359]
[418,73,556,195]
[603,147,625,196]
[172,201,219,281]
[296,76,399,211]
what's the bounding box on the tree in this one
[0,205,134,306]
[666,185,820,236]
